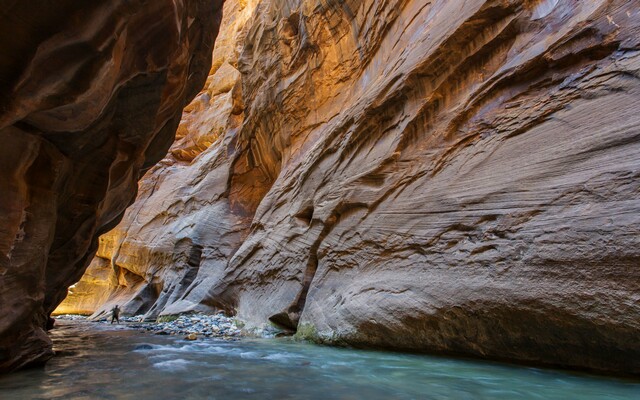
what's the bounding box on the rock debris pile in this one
[56,314,242,340]
[55,315,89,322]
[130,314,243,339]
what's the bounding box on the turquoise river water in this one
[0,321,638,399]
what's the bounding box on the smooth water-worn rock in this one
[0,0,224,372]
[61,0,640,374]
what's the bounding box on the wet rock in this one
[108,313,244,340]
[55,315,89,322]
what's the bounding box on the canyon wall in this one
[0,0,224,372]
[60,0,640,375]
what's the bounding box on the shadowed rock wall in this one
[56,0,259,320]
[61,0,640,375]
[0,0,224,372]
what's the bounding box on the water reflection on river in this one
[1,321,638,399]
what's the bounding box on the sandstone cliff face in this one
[57,0,259,320]
[61,0,640,375]
[0,0,223,372]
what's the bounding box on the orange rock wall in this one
[0,0,224,372]
[62,0,640,375]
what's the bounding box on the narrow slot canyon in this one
[1,0,640,398]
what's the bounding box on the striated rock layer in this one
[61,0,640,375]
[0,0,224,372]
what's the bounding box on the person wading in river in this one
[110,305,121,324]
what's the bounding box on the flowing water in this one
[1,321,638,399]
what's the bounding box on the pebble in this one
[56,312,243,340]
[55,314,89,321]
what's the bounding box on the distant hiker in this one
[111,305,121,324]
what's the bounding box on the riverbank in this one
[55,313,243,340]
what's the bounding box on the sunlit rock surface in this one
[62,0,640,374]
[58,0,258,321]
[0,0,224,372]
